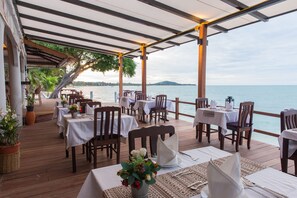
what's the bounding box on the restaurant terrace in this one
[1,0,297,197]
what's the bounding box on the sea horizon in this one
[70,84,297,147]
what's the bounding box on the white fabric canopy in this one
[15,0,297,57]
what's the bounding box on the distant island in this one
[73,81,195,86]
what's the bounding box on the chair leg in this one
[247,130,251,149]
[235,131,240,152]
[195,125,199,139]
[93,145,97,169]
[110,145,113,159]
[149,112,152,124]
[198,123,203,143]
[232,130,235,145]
[207,124,211,143]
[155,112,157,124]
[219,127,224,150]
[117,141,120,164]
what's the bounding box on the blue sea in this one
[73,85,297,146]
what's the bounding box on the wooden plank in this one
[0,101,293,197]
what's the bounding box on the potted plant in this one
[61,98,68,108]
[0,105,20,173]
[68,104,79,118]
[25,91,36,125]
[117,148,160,198]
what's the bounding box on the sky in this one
[75,11,297,85]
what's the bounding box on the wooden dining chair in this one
[81,101,102,157]
[128,125,175,157]
[88,106,121,168]
[130,92,146,116]
[75,99,92,113]
[68,94,82,105]
[280,109,297,175]
[221,101,254,152]
[150,95,167,124]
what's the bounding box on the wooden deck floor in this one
[0,104,295,197]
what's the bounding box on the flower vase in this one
[71,112,78,118]
[131,182,149,198]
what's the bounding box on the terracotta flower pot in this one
[0,142,20,173]
[26,111,36,125]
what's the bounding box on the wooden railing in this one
[168,97,280,138]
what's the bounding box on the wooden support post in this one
[175,97,179,120]
[140,44,147,95]
[118,53,123,97]
[198,24,207,98]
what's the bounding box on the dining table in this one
[62,113,139,172]
[119,96,135,108]
[193,107,238,149]
[279,128,297,173]
[133,99,174,122]
[78,146,297,198]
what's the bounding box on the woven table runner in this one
[103,156,266,198]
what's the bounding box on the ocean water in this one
[73,85,297,146]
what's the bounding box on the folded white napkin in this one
[157,134,179,167]
[225,102,233,110]
[86,104,94,115]
[210,100,217,109]
[202,153,248,198]
[148,95,152,100]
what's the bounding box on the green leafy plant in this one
[0,106,20,146]
[61,99,68,106]
[26,94,35,107]
[68,104,78,112]
[117,148,161,189]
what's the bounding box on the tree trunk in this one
[49,67,82,98]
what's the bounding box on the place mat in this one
[103,156,266,198]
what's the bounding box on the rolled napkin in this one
[157,134,179,167]
[86,104,94,115]
[202,153,248,198]
[148,95,152,101]
[210,100,217,109]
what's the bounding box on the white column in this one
[9,43,23,125]
[20,55,26,107]
[0,16,6,111]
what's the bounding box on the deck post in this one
[140,44,147,95]
[8,39,23,125]
[198,24,207,98]
[118,53,123,97]
[175,97,179,120]
[0,16,6,111]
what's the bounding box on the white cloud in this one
[76,12,297,85]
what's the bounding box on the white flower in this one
[152,172,156,178]
[139,148,147,157]
[130,150,140,157]
[12,114,17,119]
[145,174,151,181]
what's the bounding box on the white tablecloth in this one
[278,128,297,158]
[57,106,69,127]
[78,146,297,198]
[133,99,174,115]
[77,146,231,198]
[65,114,138,148]
[119,96,135,108]
[193,108,238,135]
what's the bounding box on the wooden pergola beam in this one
[24,39,70,59]
[140,44,147,95]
